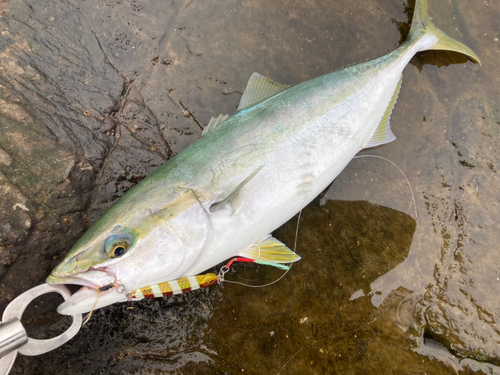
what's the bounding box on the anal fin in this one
[363,75,402,149]
[240,235,301,263]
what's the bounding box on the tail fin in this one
[408,0,480,64]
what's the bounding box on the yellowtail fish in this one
[47,0,480,315]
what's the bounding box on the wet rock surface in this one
[0,0,499,373]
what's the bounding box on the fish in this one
[46,0,480,315]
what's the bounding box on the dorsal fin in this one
[238,73,292,110]
[240,235,301,263]
[202,114,228,135]
[363,75,402,149]
[209,165,264,212]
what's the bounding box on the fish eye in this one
[111,245,126,258]
[104,235,131,259]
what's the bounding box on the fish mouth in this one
[46,266,116,289]
[46,266,129,315]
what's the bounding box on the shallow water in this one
[0,0,499,373]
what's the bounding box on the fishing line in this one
[277,347,303,375]
[352,155,417,219]
[293,209,302,252]
[254,244,261,260]
[82,290,101,325]
[222,265,292,288]
[229,243,267,281]
[235,266,278,282]
[222,210,302,288]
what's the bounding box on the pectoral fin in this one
[363,75,401,149]
[240,235,301,263]
[210,165,264,212]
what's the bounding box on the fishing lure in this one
[129,257,290,300]
[129,273,219,300]
[82,257,290,324]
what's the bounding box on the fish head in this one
[47,189,213,314]
[46,224,136,289]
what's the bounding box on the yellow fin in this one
[202,114,228,135]
[408,0,480,64]
[363,75,401,149]
[238,73,292,110]
[240,235,301,263]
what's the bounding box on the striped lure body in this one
[129,273,218,300]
